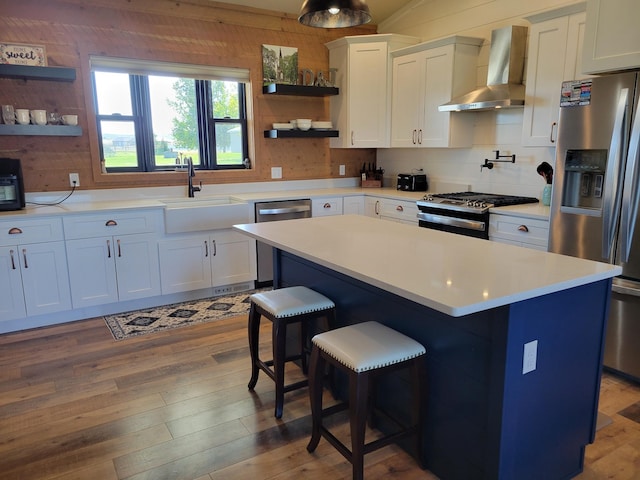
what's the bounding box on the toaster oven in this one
[397,173,427,192]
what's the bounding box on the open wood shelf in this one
[262,83,339,96]
[0,64,76,82]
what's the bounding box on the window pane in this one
[100,121,138,168]
[149,76,200,166]
[94,72,133,115]
[211,80,239,119]
[216,123,243,164]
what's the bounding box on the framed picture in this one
[0,43,47,66]
[262,44,298,85]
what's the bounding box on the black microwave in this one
[0,158,26,211]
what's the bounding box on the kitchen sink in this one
[161,196,252,233]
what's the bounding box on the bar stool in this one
[306,321,426,480]
[247,286,336,419]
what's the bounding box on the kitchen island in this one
[234,215,621,480]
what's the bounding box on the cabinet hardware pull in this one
[8,227,22,235]
[412,129,417,144]
[375,200,380,216]
[105,220,117,227]
[518,225,529,232]
[9,249,16,270]
[107,239,111,258]
[117,239,122,257]
[323,203,331,209]
[351,131,354,146]
[418,129,423,145]
[22,248,28,269]
[205,240,209,257]
[212,240,217,256]
[550,122,557,143]
[396,205,403,212]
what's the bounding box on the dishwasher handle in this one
[258,205,311,216]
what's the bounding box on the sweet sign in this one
[0,43,46,66]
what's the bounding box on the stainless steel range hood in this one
[439,25,528,112]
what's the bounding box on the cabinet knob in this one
[518,225,529,232]
[8,227,22,235]
[105,220,118,227]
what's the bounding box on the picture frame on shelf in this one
[262,44,298,85]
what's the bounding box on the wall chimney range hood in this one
[439,25,528,112]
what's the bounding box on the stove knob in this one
[425,195,433,201]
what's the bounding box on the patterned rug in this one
[104,289,268,340]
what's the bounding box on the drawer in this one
[63,210,161,239]
[489,214,549,248]
[0,217,64,245]
[312,197,343,217]
[379,199,418,224]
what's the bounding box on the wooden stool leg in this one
[247,303,261,390]
[273,318,286,419]
[350,370,369,480]
[307,346,324,453]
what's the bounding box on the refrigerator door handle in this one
[602,88,629,260]
[620,94,640,262]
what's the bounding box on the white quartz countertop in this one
[234,215,619,317]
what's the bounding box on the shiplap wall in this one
[376,0,579,198]
[0,0,376,193]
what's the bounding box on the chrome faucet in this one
[186,157,201,197]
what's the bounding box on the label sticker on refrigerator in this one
[561,79,592,107]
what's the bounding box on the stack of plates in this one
[273,123,293,130]
[311,121,333,130]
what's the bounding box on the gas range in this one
[416,192,539,239]
[417,192,539,214]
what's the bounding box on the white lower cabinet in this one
[63,210,162,308]
[158,229,256,295]
[363,196,419,225]
[343,195,365,215]
[0,217,71,321]
[489,214,549,251]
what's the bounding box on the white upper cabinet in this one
[582,0,640,74]
[326,34,419,148]
[390,36,482,148]
[522,3,588,147]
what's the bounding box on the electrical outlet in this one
[69,173,80,187]
[522,340,538,374]
[271,167,282,179]
[339,164,345,176]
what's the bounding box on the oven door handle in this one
[417,212,486,231]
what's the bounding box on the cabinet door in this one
[522,16,571,147]
[564,12,587,82]
[0,246,26,321]
[391,53,422,148]
[347,42,390,148]
[114,233,161,301]
[158,235,211,295]
[19,241,71,316]
[343,196,365,215]
[378,199,419,225]
[210,230,257,287]
[364,197,381,218]
[312,197,343,217]
[66,237,118,308]
[420,46,455,148]
[582,0,640,74]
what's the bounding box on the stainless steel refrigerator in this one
[549,72,640,381]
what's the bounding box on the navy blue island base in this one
[274,249,611,480]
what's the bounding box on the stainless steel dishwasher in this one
[255,199,312,286]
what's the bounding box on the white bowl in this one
[296,119,312,131]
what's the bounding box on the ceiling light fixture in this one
[298,0,372,28]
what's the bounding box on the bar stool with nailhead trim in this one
[306,321,427,480]
[247,286,336,419]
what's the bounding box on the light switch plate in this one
[271,167,282,179]
[339,165,345,176]
[523,340,538,374]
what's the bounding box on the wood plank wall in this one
[0,0,377,192]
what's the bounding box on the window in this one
[90,57,251,172]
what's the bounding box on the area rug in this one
[104,288,269,340]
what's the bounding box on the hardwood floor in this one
[1,314,639,479]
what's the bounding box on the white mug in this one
[15,109,30,125]
[30,109,47,125]
[62,114,78,126]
